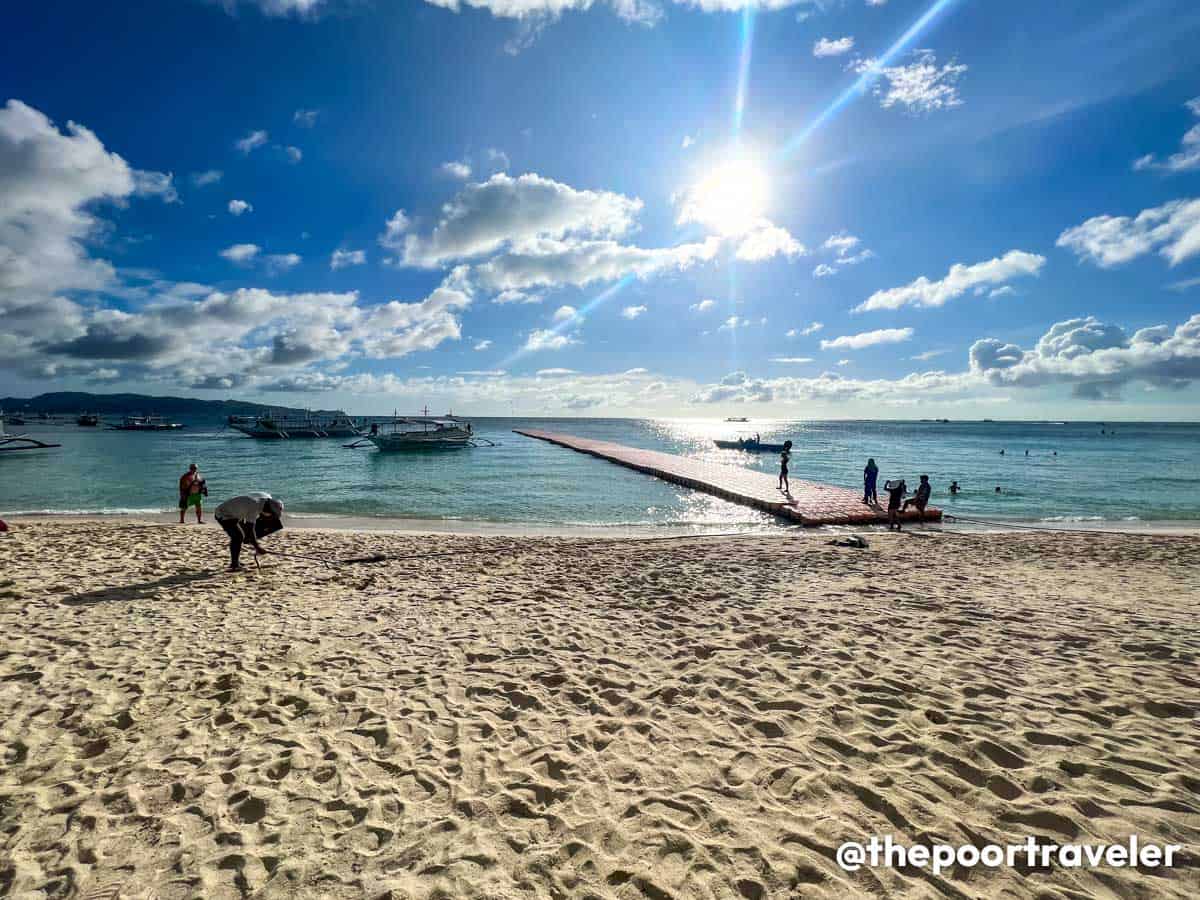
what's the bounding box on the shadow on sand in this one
[62,570,225,607]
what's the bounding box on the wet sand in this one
[0,521,1197,898]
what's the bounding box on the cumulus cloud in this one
[813,36,854,58]
[552,304,578,323]
[814,230,874,277]
[474,339,493,350]
[970,313,1200,398]
[621,304,647,319]
[228,199,253,216]
[787,322,823,338]
[821,327,914,350]
[1056,198,1200,268]
[470,235,722,293]
[852,50,967,114]
[492,288,542,304]
[735,221,805,262]
[691,299,716,312]
[439,159,472,179]
[236,129,269,154]
[856,250,1045,312]
[770,357,814,363]
[293,108,320,127]
[285,146,302,163]
[265,252,302,273]
[1133,97,1200,174]
[330,248,366,270]
[190,169,223,187]
[132,170,179,203]
[220,243,261,264]
[681,135,695,149]
[387,172,641,268]
[523,328,578,352]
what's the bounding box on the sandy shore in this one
[1,522,1197,898]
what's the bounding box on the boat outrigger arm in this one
[0,416,62,452]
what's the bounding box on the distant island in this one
[0,391,337,421]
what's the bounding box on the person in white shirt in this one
[214,492,283,571]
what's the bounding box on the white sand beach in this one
[1,521,1198,898]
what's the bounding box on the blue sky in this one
[2,0,1199,418]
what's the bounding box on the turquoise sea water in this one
[2,418,1197,529]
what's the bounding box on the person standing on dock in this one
[778,441,792,495]
[862,458,879,504]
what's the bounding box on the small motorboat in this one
[77,413,100,427]
[714,436,789,453]
[108,415,184,431]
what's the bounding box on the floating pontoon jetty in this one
[515,429,942,527]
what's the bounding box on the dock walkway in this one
[514,429,941,527]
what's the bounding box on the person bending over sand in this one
[214,492,283,571]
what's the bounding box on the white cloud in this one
[735,221,806,262]
[988,285,1015,298]
[821,327,914,350]
[471,235,722,293]
[387,172,641,268]
[330,248,366,270]
[814,231,874,277]
[1133,97,1200,174]
[866,0,887,5]
[285,146,302,163]
[856,250,1045,312]
[223,0,328,17]
[970,313,1200,398]
[852,50,967,114]
[228,199,253,216]
[191,169,223,187]
[440,160,472,179]
[770,357,814,363]
[492,289,542,304]
[789,322,823,337]
[537,368,577,376]
[265,253,302,273]
[813,36,854,58]
[487,147,510,171]
[524,328,578,352]
[474,339,493,350]
[1056,198,1200,268]
[236,129,269,154]
[220,243,261,264]
[132,170,178,203]
[1167,276,1200,292]
[293,108,320,127]
[691,299,716,313]
[719,316,754,331]
[552,304,578,323]
[621,304,647,319]
[911,349,948,361]
[837,359,852,366]
[681,135,695,149]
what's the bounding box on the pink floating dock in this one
[515,429,941,527]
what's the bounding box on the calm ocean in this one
[2,418,1197,529]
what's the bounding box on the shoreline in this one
[4,510,1199,537]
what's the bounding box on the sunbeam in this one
[779,0,962,159]
[733,5,756,139]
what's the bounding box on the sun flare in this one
[683,158,770,236]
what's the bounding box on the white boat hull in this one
[367,428,472,450]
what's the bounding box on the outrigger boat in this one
[230,411,360,439]
[109,415,184,431]
[0,412,62,452]
[362,413,474,451]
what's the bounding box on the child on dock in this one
[778,441,792,495]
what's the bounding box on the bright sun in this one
[684,158,769,236]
